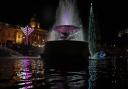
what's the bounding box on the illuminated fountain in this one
[44,0,88,56]
[53,25,79,40]
[88,3,98,89]
[43,0,89,61]
[43,0,89,89]
[48,0,84,41]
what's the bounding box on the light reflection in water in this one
[0,56,127,88]
[88,59,97,89]
[45,69,87,89]
[12,57,45,89]
[66,71,86,89]
[13,57,33,89]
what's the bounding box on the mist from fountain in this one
[48,0,85,41]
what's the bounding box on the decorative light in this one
[97,50,106,59]
[21,25,34,45]
[21,25,34,36]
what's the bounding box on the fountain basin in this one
[42,40,89,70]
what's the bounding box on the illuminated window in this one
[16,32,23,44]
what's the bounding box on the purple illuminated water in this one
[48,0,84,41]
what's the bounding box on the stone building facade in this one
[0,17,48,47]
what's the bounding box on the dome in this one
[29,16,40,28]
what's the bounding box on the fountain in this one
[88,3,98,89]
[42,0,89,67]
[48,0,85,41]
[43,0,89,56]
[54,25,79,40]
[42,0,89,88]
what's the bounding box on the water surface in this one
[0,57,128,89]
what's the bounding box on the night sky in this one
[0,0,127,42]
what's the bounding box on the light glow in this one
[48,0,84,41]
[21,25,34,36]
[21,25,34,45]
